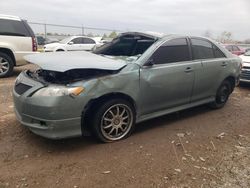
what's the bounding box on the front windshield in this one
[94,34,157,56]
[59,37,71,44]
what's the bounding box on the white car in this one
[0,14,38,77]
[239,51,250,83]
[43,36,101,52]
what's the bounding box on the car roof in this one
[65,35,95,40]
[119,31,164,40]
[0,14,21,21]
[120,32,215,42]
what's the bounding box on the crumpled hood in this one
[24,51,127,72]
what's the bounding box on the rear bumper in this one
[44,49,53,52]
[240,78,250,83]
[240,68,250,83]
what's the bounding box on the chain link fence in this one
[29,22,123,41]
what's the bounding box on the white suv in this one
[0,14,38,77]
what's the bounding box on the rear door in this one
[80,37,96,51]
[139,38,195,115]
[190,38,228,102]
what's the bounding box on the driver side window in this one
[152,38,190,64]
[71,37,83,44]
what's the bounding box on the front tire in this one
[0,52,14,78]
[209,80,232,109]
[56,49,65,52]
[91,99,135,142]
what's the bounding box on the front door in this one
[138,38,195,116]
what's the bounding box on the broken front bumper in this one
[12,71,84,139]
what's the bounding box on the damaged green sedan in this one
[13,32,241,142]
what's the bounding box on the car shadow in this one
[28,104,212,153]
[238,82,250,89]
[134,105,210,134]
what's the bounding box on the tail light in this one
[32,37,37,52]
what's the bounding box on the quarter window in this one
[191,38,214,59]
[153,38,190,64]
[0,19,30,37]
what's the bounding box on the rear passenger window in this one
[0,19,30,37]
[153,38,190,64]
[213,45,226,58]
[191,38,214,59]
[83,38,95,44]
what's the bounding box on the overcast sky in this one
[1,0,250,40]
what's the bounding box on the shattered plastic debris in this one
[102,171,111,174]
[174,169,181,173]
[216,132,226,139]
[199,157,206,162]
[177,133,185,138]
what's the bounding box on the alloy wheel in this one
[216,85,230,104]
[0,57,10,76]
[100,104,133,141]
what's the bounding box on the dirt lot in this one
[0,65,250,188]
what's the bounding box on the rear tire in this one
[209,80,232,109]
[91,99,135,143]
[0,52,14,78]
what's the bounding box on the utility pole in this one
[44,23,47,39]
[81,25,84,36]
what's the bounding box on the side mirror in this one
[68,41,74,45]
[144,58,154,67]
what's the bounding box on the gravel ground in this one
[0,65,250,188]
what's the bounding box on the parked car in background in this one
[36,36,46,45]
[45,37,59,44]
[239,51,250,83]
[245,48,250,53]
[43,36,101,52]
[13,32,241,142]
[223,44,245,56]
[0,14,37,77]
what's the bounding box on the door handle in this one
[221,62,228,67]
[184,67,193,73]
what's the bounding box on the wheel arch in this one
[0,48,16,66]
[55,48,65,52]
[224,75,236,93]
[81,92,137,134]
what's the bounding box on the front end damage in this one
[13,60,141,139]
[26,68,122,84]
[13,31,158,139]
